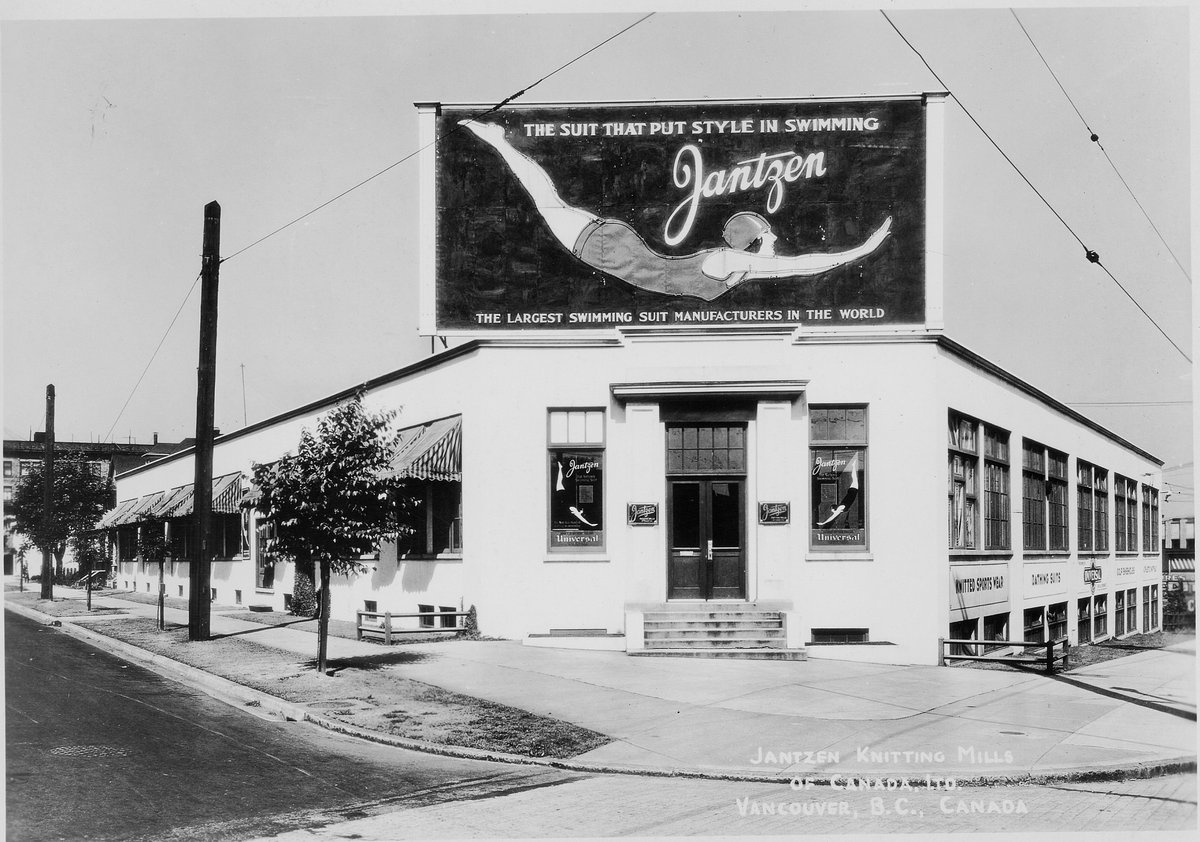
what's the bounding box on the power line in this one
[1011,9,1191,285]
[880,11,1190,365]
[222,12,655,265]
[99,14,656,440]
[1069,400,1192,407]
[102,271,203,444]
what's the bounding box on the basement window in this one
[810,628,869,644]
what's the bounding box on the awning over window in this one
[1169,557,1195,573]
[96,497,140,529]
[388,415,461,482]
[97,472,243,527]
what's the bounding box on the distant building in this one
[3,434,185,577]
[1163,516,1195,630]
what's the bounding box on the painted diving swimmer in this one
[459,119,893,302]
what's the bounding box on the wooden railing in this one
[356,609,471,644]
[938,637,1069,673]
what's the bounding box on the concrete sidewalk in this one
[7,586,1195,783]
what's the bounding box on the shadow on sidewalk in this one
[299,650,432,674]
[1040,669,1196,721]
[210,618,318,640]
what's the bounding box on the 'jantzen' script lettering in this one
[665,145,827,245]
[565,459,600,477]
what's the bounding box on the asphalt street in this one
[4,611,573,841]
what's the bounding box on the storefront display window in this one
[1094,593,1108,638]
[255,518,276,590]
[548,409,605,550]
[1047,601,1067,641]
[1023,606,1045,643]
[812,406,866,549]
[1077,597,1092,644]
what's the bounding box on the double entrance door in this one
[665,421,747,600]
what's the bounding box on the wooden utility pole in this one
[188,201,221,641]
[40,385,55,600]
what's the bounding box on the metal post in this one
[40,385,55,600]
[189,201,221,641]
[937,637,944,666]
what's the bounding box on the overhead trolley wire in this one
[102,271,204,444]
[880,10,1191,365]
[99,14,656,441]
[1010,9,1191,285]
[222,12,655,265]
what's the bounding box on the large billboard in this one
[431,99,926,331]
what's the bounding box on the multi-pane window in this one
[548,409,605,550]
[948,413,978,549]
[1126,588,1137,634]
[811,407,867,548]
[1022,441,1067,551]
[1115,476,1139,552]
[1094,469,1109,551]
[1115,590,1126,636]
[1077,462,1094,551]
[1077,597,1092,644]
[948,413,1010,551]
[983,428,1010,549]
[1142,487,1159,552]
[3,460,11,477]
[1022,442,1046,550]
[1151,585,1159,631]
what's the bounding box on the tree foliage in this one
[8,453,113,572]
[250,393,419,671]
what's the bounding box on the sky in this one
[1,1,1193,517]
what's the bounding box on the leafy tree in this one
[251,393,419,673]
[8,453,113,599]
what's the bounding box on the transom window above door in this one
[666,424,746,475]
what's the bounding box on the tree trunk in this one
[292,558,318,617]
[158,560,166,630]
[53,546,66,583]
[317,560,331,674]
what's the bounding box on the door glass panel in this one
[710,482,741,547]
[672,483,701,549]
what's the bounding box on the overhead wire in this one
[1010,9,1191,285]
[102,272,203,444]
[880,10,1191,365]
[100,13,655,440]
[221,12,655,265]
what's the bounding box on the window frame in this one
[1021,440,1069,552]
[402,479,464,558]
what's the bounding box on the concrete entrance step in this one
[630,648,807,661]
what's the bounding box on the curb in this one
[6,600,1196,787]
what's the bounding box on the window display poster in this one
[550,451,604,548]
[811,448,865,547]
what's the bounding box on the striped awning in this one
[156,472,244,518]
[96,473,243,527]
[1169,557,1195,574]
[388,416,461,482]
[96,497,140,529]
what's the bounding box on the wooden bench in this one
[356,609,471,644]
